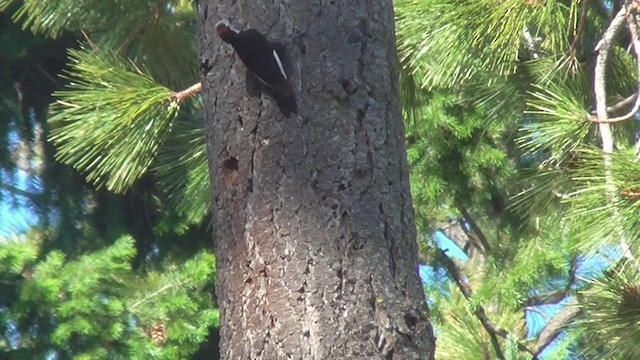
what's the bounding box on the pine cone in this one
[149,323,167,345]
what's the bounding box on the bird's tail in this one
[271,84,297,117]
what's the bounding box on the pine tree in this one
[10,0,640,358]
[200,1,435,358]
[0,1,219,358]
[3,0,439,357]
[1,234,218,359]
[396,0,640,358]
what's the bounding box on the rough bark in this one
[198,1,435,359]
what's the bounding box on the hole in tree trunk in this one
[404,312,418,329]
[222,157,240,187]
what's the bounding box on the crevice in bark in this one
[384,221,396,280]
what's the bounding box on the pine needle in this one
[49,47,179,193]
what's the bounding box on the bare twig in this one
[0,183,39,200]
[592,7,640,123]
[129,283,176,312]
[81,30,98,50]
[459,207,492,253]
[593,7,627,128]
[607,92,638,113]
[565,254,578,292]
[520,255,577,309]
[524,26,541,59]
[533,305,581,355]
[438,250,538,359]
[171,82,202,104]
[522,290,571,308]
[570,0,591,52]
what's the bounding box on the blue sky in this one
[418,230,616,359]
[0,169,37,238]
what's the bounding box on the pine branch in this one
[566,254,578,292]
[49,48,180,193]
[524,26,541,59]
[439,249,505,359]
[591,7,640,124]
[459,207,492,253]
[607,92,638,114]
[129,283,177,312]
[593,4,640,268]
[117,0,167,56]
[533,304,581,355]
[441,222,484,261]
[0,183,39,200]
[570,0,590,53]
[171,82,202,105]
[520,255,577,309]
[521,290,572,308]
[593,7,627,128]
[438,249,538,360]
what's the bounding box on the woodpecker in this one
[216,20,297,116]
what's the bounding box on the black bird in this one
[216,20,297,116]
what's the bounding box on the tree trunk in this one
[198,1,435,359]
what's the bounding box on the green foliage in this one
[0,2,215,358]
[0,235,217,359]
[154,104,211,225]
[563,149,640,254]
[0,0,208,243]
[396,0,640,358]
[1,0,143,39]
[578,262,640,359]
[49,48,179,193]
[404,90,514,234]
[0,0,198,88]
[504,336,534,360]
[102,4,198,89]
[433,284,527,360]
[396,0,571,89]
[0,235,39,274]
[520,82,593,165]
[12,0,640,358]
[542,332,581,360]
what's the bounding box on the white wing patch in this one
[272,50,288,80]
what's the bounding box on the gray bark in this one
[198,1,435,359]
